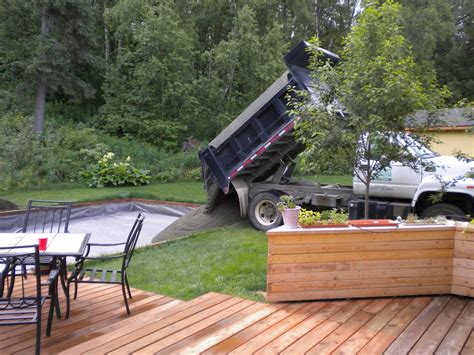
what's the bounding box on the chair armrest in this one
[85,253,126,261]
[81,242,126,259]
[87,242,127,247]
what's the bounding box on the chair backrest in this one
[122,213,145,270]
[21,200,73,233]
[0,244,41,319]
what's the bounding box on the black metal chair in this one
[16,199,73,292]
[18,199,73,234]
[0,245,60,355]
[66,213,144,317]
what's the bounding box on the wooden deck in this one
[2,281,473,354]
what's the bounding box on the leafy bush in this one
[295,151,352,176]
[81,152,151,188]
[155,168,181,183]
[0,112,202,190]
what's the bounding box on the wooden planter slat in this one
[269,276,453,293]
[269,230,454,245]
[267,286,452,302]
[269,240,454,254]
[268,258,454,274]
[267,266,453,283]
[452,227,474,297]
[269,249,454,264]
[267,225,474,302]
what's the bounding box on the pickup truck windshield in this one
[397,135,438,159]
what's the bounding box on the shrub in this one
[0,111,203,190]
[81,152,151,188]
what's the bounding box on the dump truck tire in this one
[249,192,282,231]
[420,203,466,221]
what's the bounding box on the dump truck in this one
[199,41,474,231]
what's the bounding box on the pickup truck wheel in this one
[420,203,466,220]
[249,192,282,231]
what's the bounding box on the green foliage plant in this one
[276,195,297,212]
[291,0,449,219]
[298,208,348,226]
[329,208,349,224]
[82,152,151,188]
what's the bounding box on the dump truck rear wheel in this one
[249,192,282,231]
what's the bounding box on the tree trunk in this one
[117,38,122,58]
[104,0,110,64]
[104,26,110,64]
[33,3,50,135]
[364,145,372,219]
[33,77,47,134]
[364,178,370,219]
[313,0,320,38]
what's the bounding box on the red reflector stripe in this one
[227,118,298,180]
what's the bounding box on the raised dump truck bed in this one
[200,41,340,192]
[199,41,353,230]
[200,70,301,194]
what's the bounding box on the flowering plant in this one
[81,152,151,188]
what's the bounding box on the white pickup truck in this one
[354,134,474,219]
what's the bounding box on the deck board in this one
[1,278,473,354]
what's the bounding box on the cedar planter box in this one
[453,226,474,297]
[266,224,473,302]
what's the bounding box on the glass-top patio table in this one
[0,232,91,317]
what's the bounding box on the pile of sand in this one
[152,196,247,243]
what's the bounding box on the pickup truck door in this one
[353,162,422,199]
[370,162,422,199]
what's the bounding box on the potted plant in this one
[277,195,300,228]
[298,208,349,228]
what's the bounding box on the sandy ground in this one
[152,196,248,243]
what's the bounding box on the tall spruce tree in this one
[399,0,473,101]
[201,5,287,136]
[0,0,103,134]
[101,0,196,148]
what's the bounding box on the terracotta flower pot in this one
[281,206,301,228]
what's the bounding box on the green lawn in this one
[3,175,350,301]
[1,175,352,208]
[1,182,207,208]
[87,225,267,302]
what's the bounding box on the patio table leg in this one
[57,257,71,319]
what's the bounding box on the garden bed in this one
[266,224,473,302]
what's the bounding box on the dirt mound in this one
[0,199,18,212]
[152,196,248,243]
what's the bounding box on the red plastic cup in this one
[38,237,48,251]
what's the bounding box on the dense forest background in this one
[0,0,472,188]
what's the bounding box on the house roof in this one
[406,107,473,130]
